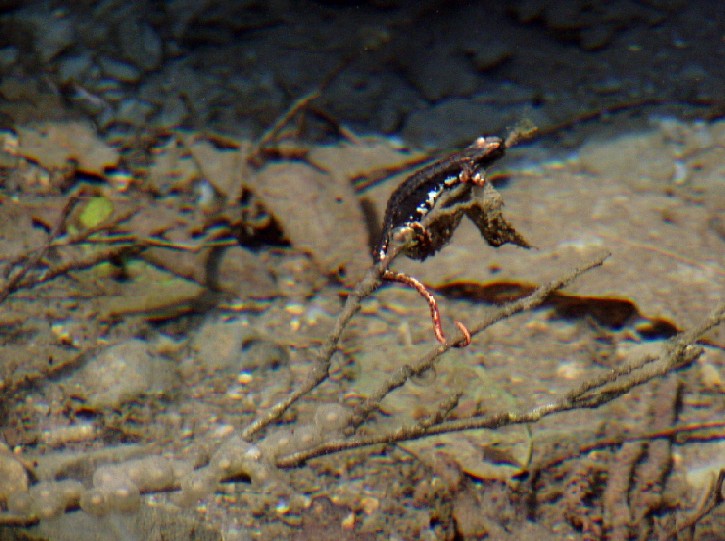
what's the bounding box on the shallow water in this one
[0,1,723,540]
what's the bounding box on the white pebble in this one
[209,436,258,477]
[179,467,219,500]
[313,404,351,432]
[291,424,321,452]
[30,482,67,519]
[122,456,175,492]
[80,488,113,516]
[258,428,295,460]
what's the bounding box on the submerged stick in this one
[277,301,720,468]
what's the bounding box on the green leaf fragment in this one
[79,197,114,228]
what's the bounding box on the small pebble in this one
[119,20,163,72]
[341,511,356,530]
[114,98,155,127]
[98,57,142,84]
[30,11,74,62]
[313,403,351,432]
[0,47,19,68]
[0,450,28,504]
[153,96,188,130]
[57,53,93,84]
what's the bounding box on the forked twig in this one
[241,242,399,441]
[241,181,476,441]
[349,251,610,429]
[248,90,321,166]
[1,206,138,299]
[0,195,77,305]
[276,302,722,468]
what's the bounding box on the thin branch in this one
[240,184,473,441]
[241,256,386,440]
[248,90,321,166]
[276,302,722,468]
[0,195,77,305]
[8,208,139,295]
[349,251,610,428]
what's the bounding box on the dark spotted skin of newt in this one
[374,136,506,263]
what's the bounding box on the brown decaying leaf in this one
[254,162,370,282]
[183,135,250,199]
[211,245,279,298]
[15,122,119,175]
[0,198,49,263]
[307,139,421,183]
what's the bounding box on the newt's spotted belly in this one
[375,136,505,262]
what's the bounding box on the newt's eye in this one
[390,226,416,247]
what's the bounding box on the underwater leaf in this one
[16,121,119,174]
[184,135,249,199]
[396,362,532,483]
[401,426,532,483]
[308,138,420,183]
[360,345,533,483]
[78,196,114,229]
[95,259,203,320]
[254,162,370,282]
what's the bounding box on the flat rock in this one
[402,98,521,148]
[98,56,143,84]
[63,339,178,410]
[188,319,256,373]
[0,448,28,504]
[57,53,93,84]
[23,8,75,63]
[114,98,156,127]
[578,131,676,187]
[401,47,479,101]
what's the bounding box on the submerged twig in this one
[0,195,77,305]
[241,180,478,440]
[5,207,138,297]
[276,302,722,468]
[241,249,392,440]
[670,469,724,536]
[247,90,321,166]
[349,251,611,429]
